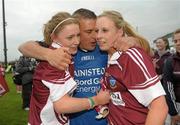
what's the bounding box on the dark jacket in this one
[16,56,37,85]
[163,52,180,116]
[154,50,171,76]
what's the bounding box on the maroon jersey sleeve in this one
[34,61,77,102]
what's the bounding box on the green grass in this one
[0,73,28,125]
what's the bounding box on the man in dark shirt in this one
[163,28,180,125]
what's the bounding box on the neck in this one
[158,49,167,56]
[108,47,116,57]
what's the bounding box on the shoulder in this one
[167,51,172,56]
[162,51,172,58]
[34,61,66,82]
[164,55,174,70]
[120,47,146,61]
[115,47,153,69]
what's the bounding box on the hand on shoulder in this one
[45,47,72,70]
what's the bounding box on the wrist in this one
[92,96,99,107]
[44,49,52,61]
[87,97,96,110]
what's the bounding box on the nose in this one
[74,36,80,45]
[92,30,97,40]
[96,31,102,41]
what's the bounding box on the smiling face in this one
[96,16,121,52]
[53,23,80,55]
[155,38,168,51]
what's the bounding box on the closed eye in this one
[85,30,93,34]
[67,35,74,40]
[95,29,99,33]
[102,28,108,33]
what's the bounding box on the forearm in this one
[54,95,98,114]
[18,41,49,61]
[145,96,168,125]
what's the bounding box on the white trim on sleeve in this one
[42,77,77,102]
[129,81,166,107]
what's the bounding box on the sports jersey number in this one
[111,92,125,106]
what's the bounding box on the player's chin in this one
[99,45,107,51]
[70,48,78,55]
[88,45,96,51]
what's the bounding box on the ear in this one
[50,33,56,42]
[117,28,123,37]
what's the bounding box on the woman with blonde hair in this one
[28,12,110,125]
[95,10,168,125]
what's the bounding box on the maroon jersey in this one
[102,47,165,125]
[28,43,77,125]
[0,68,9,96]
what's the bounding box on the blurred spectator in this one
[15,56,37,110]
[12,62,22,93]
[163,29,180,125]
[153,37,171,82]
[0,64,5,76]
[0,64,9,96]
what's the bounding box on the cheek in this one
[80,35,87,42]
[108,36,116,45]
[163,43,168,48]
[156,44,160,47]
[109,32,118,43]
[160,42,165,46]
[60,40,71,47]
[54,35,64,44]
[107,40,114,47]
[105,34,112,41]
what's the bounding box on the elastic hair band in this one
[51,18,75,35]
